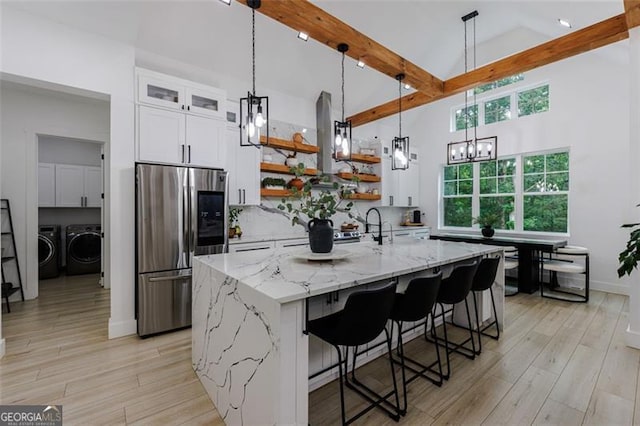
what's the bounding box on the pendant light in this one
[240,0,268,148]
[447,10,497,165]
[334,43,352,161]
[392,73,409,170]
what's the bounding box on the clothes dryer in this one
[38,225,61,279]
[66,224,101,275]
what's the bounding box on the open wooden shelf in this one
[343,193,382,201]
[260,135,319,154]
[336,172,381,183]
[260,162,318,176]
[260,188,293,197]
[334,153,381,164]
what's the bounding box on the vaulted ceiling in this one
[2,0,627,127]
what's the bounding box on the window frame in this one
[450,80,550,132]
[439,147,570,237]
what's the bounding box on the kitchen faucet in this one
[365,207,383,245]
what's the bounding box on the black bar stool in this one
[389,272,443,415]
[428,262,478,380]
[307,282,401,425]
[470,256,501,354]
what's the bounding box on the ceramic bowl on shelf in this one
[339,167,351,174]
[263,154,273,163]
[356,185,368,194]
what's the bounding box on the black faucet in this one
[365,207,383,245]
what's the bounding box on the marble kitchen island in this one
[192,239,504,425]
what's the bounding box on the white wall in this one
[408,44,632,295]
[39,135,102,166]
[0,5,136,339]
[1,83,108,298]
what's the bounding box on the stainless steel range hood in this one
[315,91,356,189]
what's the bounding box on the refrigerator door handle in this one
[183,171,191,268]
[242,189,246,204]
[149,274,192,282]
[181,144,185,163]
[238,189,242,204]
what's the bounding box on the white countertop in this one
[194,238,500,304]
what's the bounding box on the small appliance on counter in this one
[401,210,424,226]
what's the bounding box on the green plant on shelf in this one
[261,177,287,188]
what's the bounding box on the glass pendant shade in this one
[391,136,410,170]
[333,120,352,160]
[240,92,269,147]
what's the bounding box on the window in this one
[479,159,516,229]
[523,151,569,233]
[454,105,478,131]
[441,150,569,233]
[474,74,524,95]
[451,79,549,132]
[443,163,474,227]
[484,96,511,125]
[518,85,549,117]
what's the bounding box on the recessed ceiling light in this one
[357,60,365,69]
[558,18,572,28]
[297,32,309,42]
[403,83,411,90]
[219,0,231,5]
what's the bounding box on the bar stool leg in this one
[472,293,482,355]
[395,321,409,415]
[334,344,347,426]
[463,298,477,358]
[487,287,500,340]
[439,303,451,380]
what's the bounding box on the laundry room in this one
[38,135,103,281]
[1,80,109,310]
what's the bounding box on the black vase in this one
[308,218,334,253]
[481,226,495,238]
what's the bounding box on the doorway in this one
[0,80,110,326]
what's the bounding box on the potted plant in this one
[278,178,353,253]
[287,163,306,191]
[229,208,243,239]
[473,213,501,238]
[261,177,287,190]
[619,205,640,277]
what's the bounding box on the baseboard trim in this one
[108,318,137,339]
[0,338,5,359]
[626,324,640,349]
[557,276,629,296]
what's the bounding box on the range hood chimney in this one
[316,91,333,175]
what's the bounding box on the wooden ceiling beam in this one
[624,0,640,29]
[236,0,444,100]
[349,13,629,127]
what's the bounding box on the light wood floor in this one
[1,276,637,425]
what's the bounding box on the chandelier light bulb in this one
[335,133,343,147]
[477,143,483,154]
[451,148,456,158]
[487,143,493,152]
[342,141,350,156]
[248,121,256,138]
[255,105,265,128]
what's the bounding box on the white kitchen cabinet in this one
[84,167,103,207]
[226,127,260,206]
[275,238,309,249]
[137,69,226,120]
[381,144,420,208]
[137,105,226,169]
[38,163,56,207]
[228,241,274,253]
[54,164,101,207]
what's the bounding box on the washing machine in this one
[66,224,101,276]
[38,225,61,279]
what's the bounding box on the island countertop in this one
[194,239,503,304]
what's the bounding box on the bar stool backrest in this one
[395,273,442,322]
[472,257,500,292]
[338,282,398,346]
[437,262,478,305]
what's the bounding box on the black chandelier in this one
[392,73,409,170]
[333,43,352,161]
[240,0,268,148]
[447,10,497,165]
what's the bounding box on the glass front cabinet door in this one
[138,75,184,111]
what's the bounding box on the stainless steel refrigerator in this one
[135,163,228,337]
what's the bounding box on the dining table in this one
[429,232,567,294]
